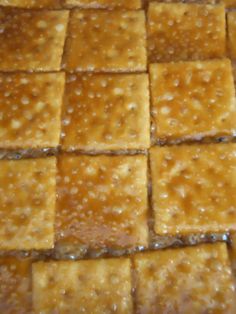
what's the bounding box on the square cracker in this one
[222,0,236,8]
[0,8,69,71]
[145,0,216,3]
[149,59,236,143]
[228,12,236,60]
[150,143,236,235]
[0,257,32,314]
[0,72,65,149]
[233,62,236,84]
[56,155,148,252]
[64,9,147,72]
[0,157,56,250]
[134,243,236,314]
[33,258,132,314]
[230,232,236,273]
[61,73,150,151]
[147,3,226,62]
[64,0,141,9]
[0,0,61,8]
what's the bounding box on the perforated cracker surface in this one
[56,155,148,252]
[150,144,236,235]
[65,0,141,9]
[147,3,226,62]
[0,0,61,8]
[0,72,65,149]
[0,8,69,71]
[64,9,147,72]
[0,257,32,314]
[149,59,236,143]
[134,243,236,314]
[0,157,56,250]
[61,73,150,151]
[228,12,236,60]
[0,0,235,312]
[33,258,132,314]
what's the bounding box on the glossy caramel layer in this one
[0,0,61,8]
[149,59,236,142]
[0,72,65,149]
[61,73,150,151]
[228,12,236,60]
[0,1,234,312]
[0,157,56,250]
[145,0,216,3]
[230,232,236,273]
[64,9,147,72]
[150,143,236,235]
[0,257,32,314]
[134,243,236,314]
[222,0,236,7]
[33,258,132,314]
[65,0,141,9]
[147,3,225,62]
[56,154,148,251]
[0,8,69,71]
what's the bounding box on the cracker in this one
[233,62,236,84]
[228,12,236,60]
[150,143,236,235]
[222,0,236,8]
[147,3,226,62]
[0,257,32,313]
[149,59,236,143]
[0,8,69,71]
[64,10,147,72]
[0,0,61,8]
[230,232,236,272]
[0,72,65,149]
[61,73,150,151]
[56,155,148,251]
[33,258,132,314]
[0,157,56,250]
[64,0,141,9]
[134,243,236,314]
[145,0,216,3]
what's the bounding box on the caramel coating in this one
[0,72,65,149]
[221,0,236,8]
[0,0,61,8]
[56,155,148,251]
[147,3,226,62]
[149,59,236,143]
[0,157,56,250]
[33,258,132,314]
[0,8,69,71]
[64,0,141,9]
[228,12,236,60]
[134,243,236,314]
[64,9,147,72]
[150,143,236,235]
[0,257,32,314]
[61,73,150,151]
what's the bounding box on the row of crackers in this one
[0,2,235,151]
[0,3,234,71]
[0,58,236,151]
[0,144,236,253]
[0,0,236,9]
[0,242,236,313]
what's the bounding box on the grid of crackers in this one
[0,0,236,313]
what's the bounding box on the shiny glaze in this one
[56,155,148,251]
[147,3,225,62]
[61,73,150,151]
[64,9,147,72]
